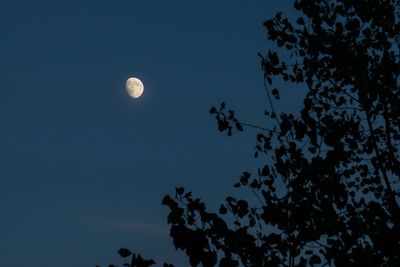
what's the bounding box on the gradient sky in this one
[0,1,296,266]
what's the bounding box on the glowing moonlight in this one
[126,77,144,99]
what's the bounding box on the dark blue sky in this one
[0,1,295,266]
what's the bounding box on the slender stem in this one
[239,121,279,133]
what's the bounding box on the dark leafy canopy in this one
[101,0,400,266]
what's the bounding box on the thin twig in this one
[239,121,279,133]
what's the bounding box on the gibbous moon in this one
[126,77,144,99]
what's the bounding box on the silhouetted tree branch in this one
[100,0,400,266]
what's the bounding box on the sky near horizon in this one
[0,1,296,266]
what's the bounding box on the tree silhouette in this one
[100,0,400,266]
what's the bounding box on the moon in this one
[126,77,144,99]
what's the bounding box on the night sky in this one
[0,1,295,266]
